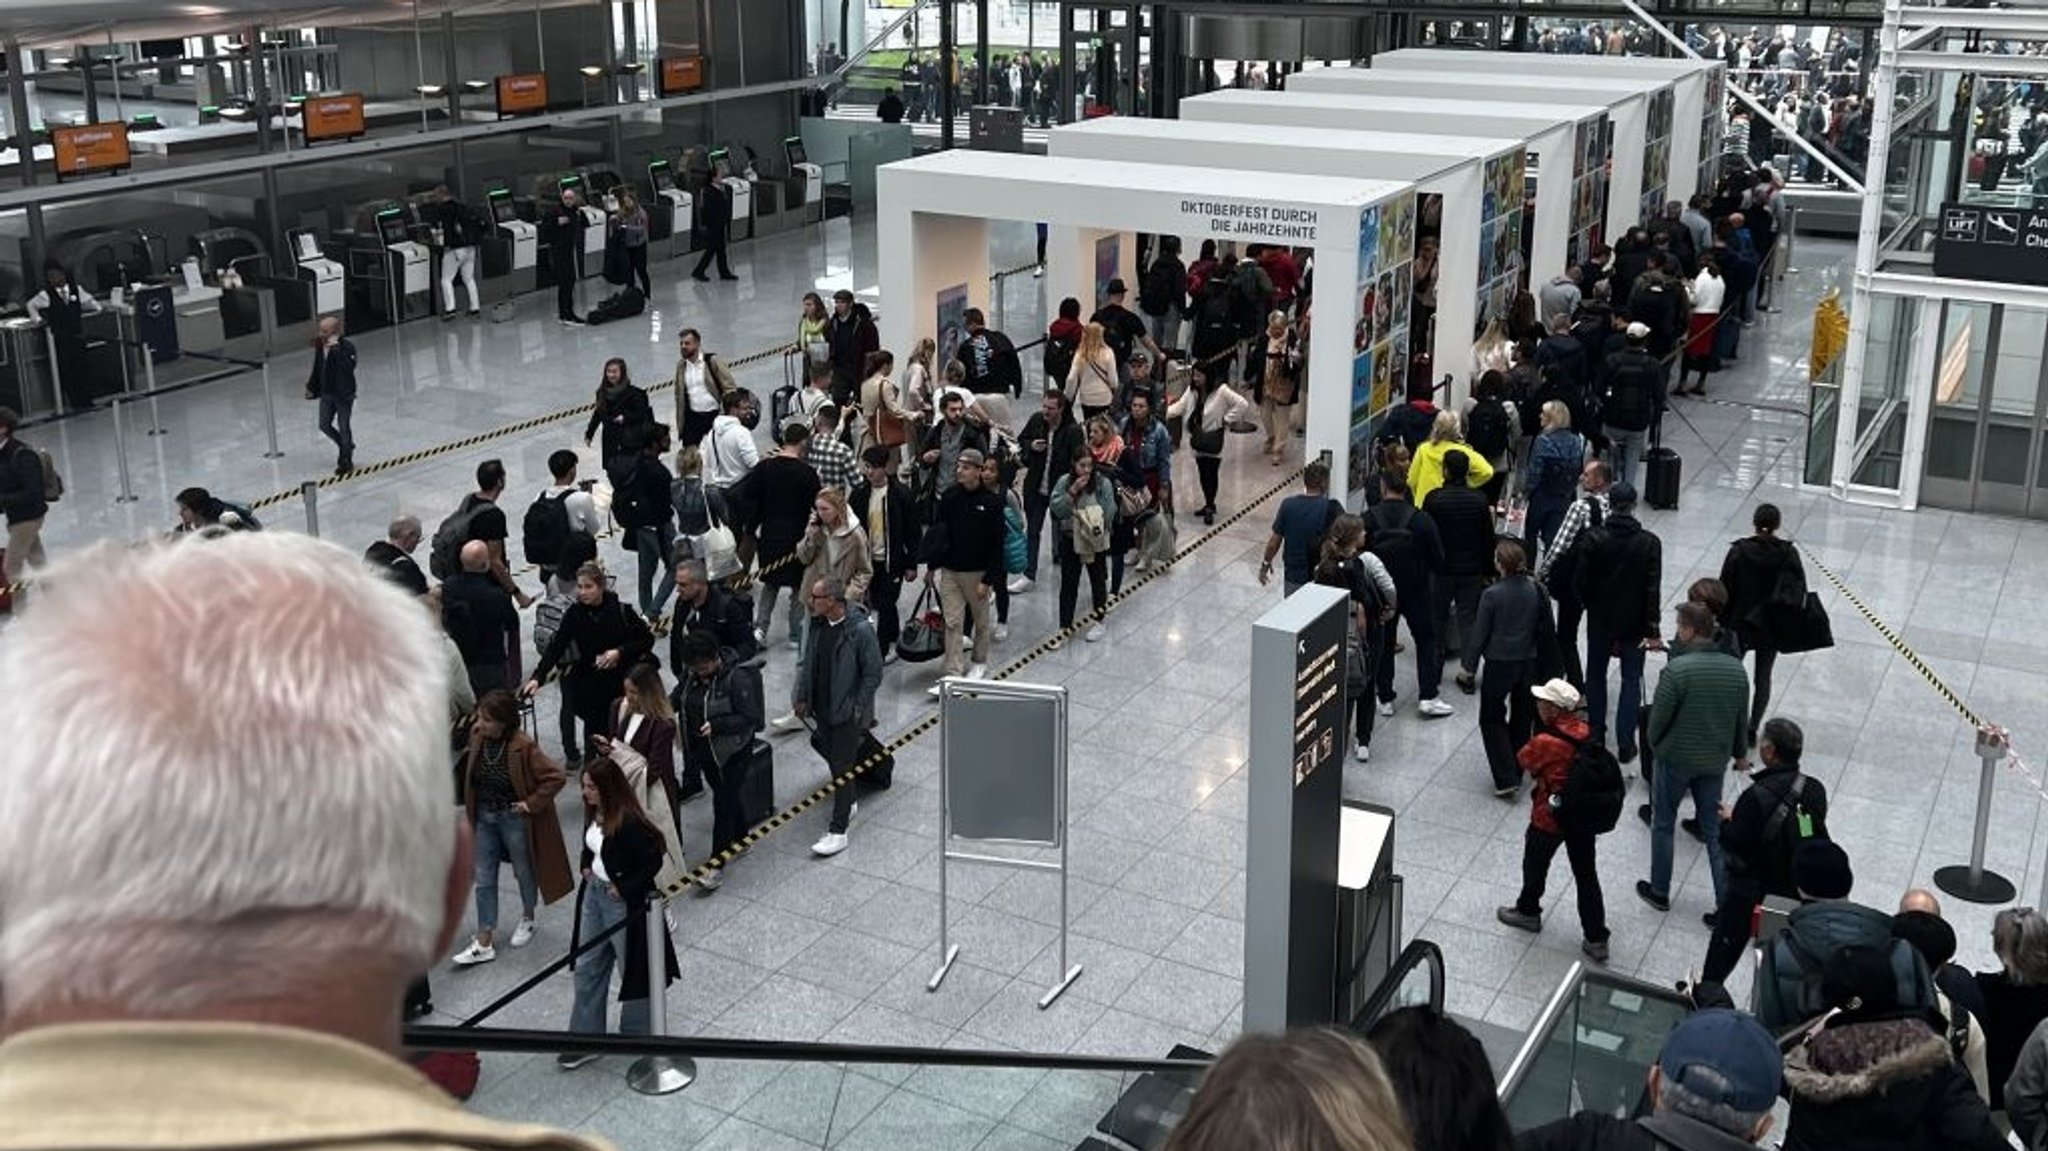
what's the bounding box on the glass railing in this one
[1496,961,1693,1130]
[1349,938,1446,1033]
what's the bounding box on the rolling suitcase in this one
[1644,447,1682,510]
[855,730,895,791]
[736,737,776,828]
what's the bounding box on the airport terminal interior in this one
[8,1,2048,1149]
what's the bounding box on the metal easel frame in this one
[928,676,1082,1009]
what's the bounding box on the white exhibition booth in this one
[1049,117,1524,397]
[877,149,1415,502]
[1367,49,1727,204]
[1178,89,1605,282]
[1288,68,1675,250]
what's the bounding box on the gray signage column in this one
[1243,583,1352,1032]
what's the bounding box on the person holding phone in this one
[304,315,358,474]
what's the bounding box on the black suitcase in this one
[736,738,776,828]
[855,730,895,791]
[1644,447,1682,510]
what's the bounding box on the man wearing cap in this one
[1636,601,1748,915]
[1596,322,1667,490]
[1497,678,1612,965]
[1090,279,1163,382]
[1516,1008,1781,1150]
[1699,717,1830,983]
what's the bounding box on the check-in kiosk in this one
[186,226,287,359]
[581,165,628,211]
[786,135,823,224]
[558,174,609,276]
[708,148,753,242]
[352,204,432,323]
[290,227,346,316]
[647,159,693,251]
[486,183,536,294]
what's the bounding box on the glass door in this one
[1920,300,2048,517]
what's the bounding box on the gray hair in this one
[1660,1076,1769,1140]
[815,575,847,604]
[1760,717,1803,764]
[388,515,421,542]
[1995,908,2048,985]
[672,556,707,581]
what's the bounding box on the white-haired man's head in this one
[0,532,467,1042]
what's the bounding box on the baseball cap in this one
[1625,321,1651,340]
[956,448,987,467]
[1657,1009,1781,1115]
[1106,277,1129,295]
[1529,678,1582,710]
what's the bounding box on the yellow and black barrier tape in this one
[1795,542,1984,729]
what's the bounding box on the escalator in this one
[1495,960,1696,1129]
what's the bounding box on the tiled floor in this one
[23,209,2048,1148]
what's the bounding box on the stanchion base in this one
[145,428,168,437]
[928,943,960,992]
[263,452,286,460]
[626,1055,695,1096]
[1037,964,1083,1010]
[1934,864,2016,905]
[114,495,140,504]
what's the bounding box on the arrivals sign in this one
[1934,201,2048,288]
[301,93,366,143]
[496,73,548,117]
[52,123,130,178]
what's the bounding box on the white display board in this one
[1178,89,1602,285]
[1050,117,1523,401]
[877,149,1414,504]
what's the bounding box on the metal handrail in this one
[1494,961,1694,1103]
[1348,938,1446,1033]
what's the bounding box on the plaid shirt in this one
[806,435,858,493]
[1536,491,1610,587]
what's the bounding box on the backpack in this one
[1756,773,1828,897]
[1071,500,1109,560]
[1043,330,1077,387]
[1140,258,1179,315]
[1759,916,1934,1032]
[607,456,652,530]
[1230,263,1268,333]
[1467,399,1511,460]
[672,476,713,536]
[1367,501,1422,589]
[521,490,576,572]
[1548,725,1627,836]
[25,441,62,503]
[428,495,490,581]
[1193,286,1236,351]
[533,582,572,656]
[985,330,1024,395]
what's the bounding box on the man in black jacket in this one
[305,315,358,474]
[442,540,521,695]
[1421,450,1495,688]
[1700,717,1830,983]
[542,187,587,323]
[1016,388,1082,590]
[670,558,758,673]
[927,448,1004,691]
[1599,323,1667,491]
[852,447,920,655]
[1516,1007,1781,1150]
[1370,470,1452,718]
[0,406,49,588]
[364,516,428,598]
[1573,482,1662,760]
[956,309,1022,399]
[690,179,737,282]
[825,290,879,406]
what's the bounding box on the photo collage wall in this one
[1567,116,1608,269]
[1349,191,1418,500]
[1477,149,1528,337]
[1699,67,1728,196]
[1640,88,1676,225]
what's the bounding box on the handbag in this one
[895,582,946,663]
[1774,592,1835,655]
[1114,479,1153,521]
[875,406,909,449]
[694,508,742,582]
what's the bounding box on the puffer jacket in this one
[1782,1016,2006,1151]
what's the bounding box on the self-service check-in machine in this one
[352,204,432,323]
[785,136,823,224]
[647,159,693,251]
[708,148,753,242]
[558,174,609,276]
[487,183,536,290]
[290,227,346,317]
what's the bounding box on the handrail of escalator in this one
[403,1024,1212,1076]
[829,0,938,88]
[1494,960,1696,1104]
[1350,938,1446,1033]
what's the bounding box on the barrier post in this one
[301,480,321,538]
[260,361,285,459]
[110,398,139,503]
[995,269,1007,332]
[44,330,70,413]
[625,898,693,1095]
[141,348,167,436]
[1935,725,2016,904]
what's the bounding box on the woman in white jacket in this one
[1065,321,1118,420]
[1679,255,1726,396]
[1167,366,1249,525]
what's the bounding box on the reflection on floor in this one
[22,216,2048,1150]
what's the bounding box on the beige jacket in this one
[0,1021,614,1151]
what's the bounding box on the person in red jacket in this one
[1496,678,1611,964]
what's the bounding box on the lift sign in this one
[1180,199,1321,243]
[1933,201,2048,288]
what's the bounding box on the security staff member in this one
[691,180,737,283]
[544,187,588,324]
[25,262,102,411]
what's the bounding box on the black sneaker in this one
[1637,803,1652,827]
[1702,911,1718,929]
[675,780,706,804]
[1582,938,1611,964]
[1496,905,1541,932]
[1634,881,1671,912]
[1681,817,1705,843]
[1617,743,1638,764]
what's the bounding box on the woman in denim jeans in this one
[558,756,679,1070]
[453,690,573,967]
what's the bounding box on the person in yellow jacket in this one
[1407,409,1495,506]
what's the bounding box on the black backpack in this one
[1467,399,1511,460]
[522,490,576,571]
[1757,773,1828,897]
[673,476,714,536]
[607,456,652,530]
[1549,725,1627,836]
[1230,263,1268,334]
[1545,499,1607,600]
[1366,501,1422,589]
[1139,258,1180,316]
[1043,330,1077,387]
[428,495,490,582]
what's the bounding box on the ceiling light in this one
[579,65,607,78]
[616,62,646,75]
[415,83,447,97]
[461,79,491,93]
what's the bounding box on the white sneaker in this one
[967,663,988,679]
[1032,264,1044,278]
[697,866,723,892]
[812,831,850,857]
[1084,623,1105,643]
[768,711,804,733]
[883,649,899,665]
[452,940,496,967]
[1377,699,1395,718]
[1418,697,1456,719]
[1354,744,1371,763]
[1134,557,1150,571]
[508,917,536,948]
[788,636,801,650]
[1007,575,1034,593]
[751,627,766,647]
[929,681,947,698]
[992,623,1010,642]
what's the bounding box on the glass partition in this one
[1497,962,1692,1130]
